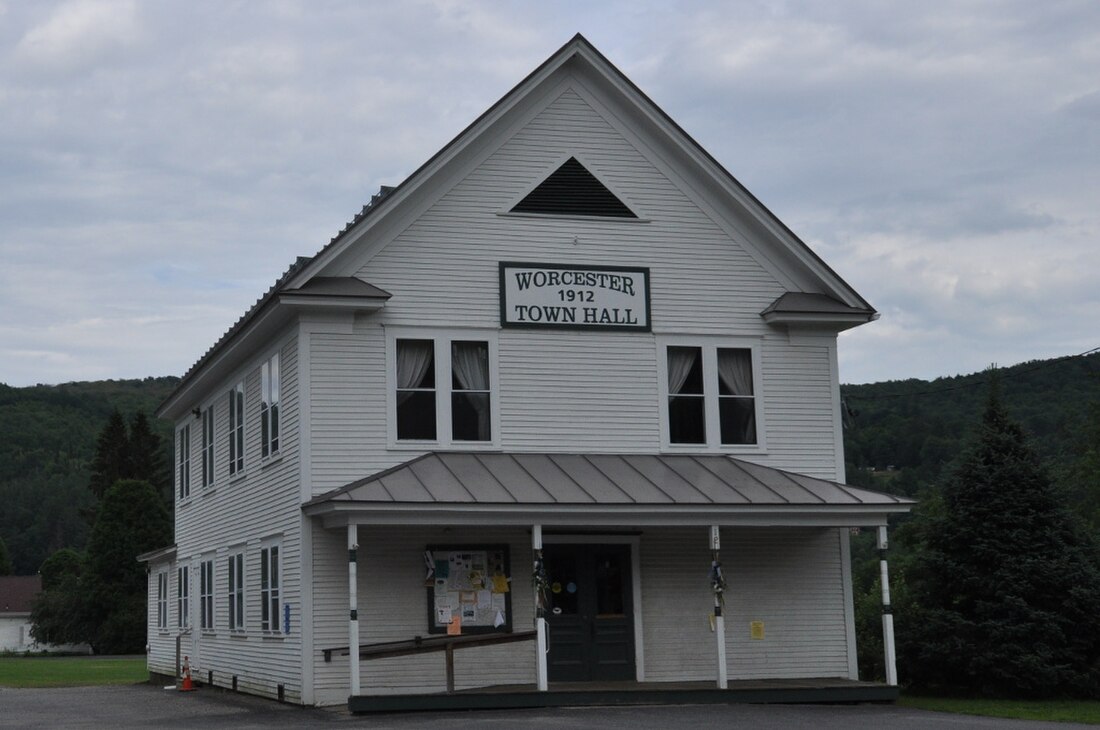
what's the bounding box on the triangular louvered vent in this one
[512,157,637,218]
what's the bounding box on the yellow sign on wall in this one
[750,620,765,640]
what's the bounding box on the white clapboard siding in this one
[146,565,176,678]
[312,526,535,701]
[157,333,306,702]
[640,527,850,682]
[295,82,843,491]
[361,89,783,332]
[305,320,840,491]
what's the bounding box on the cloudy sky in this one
[1,1,1097,387]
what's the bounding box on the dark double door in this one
[544,543,635,682]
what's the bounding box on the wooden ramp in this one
[348,677,898,714]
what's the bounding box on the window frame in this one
[261,353,281,459]
[386,329,500,450]
[260,542,282,634]
[201,407,215,489]
[227,550,245,633]
[199,558,215,632]
[228,381,245,477]
[177,563,190,630]
[156,570,168,631]
[176,424,191,500]
[656,337,766,453]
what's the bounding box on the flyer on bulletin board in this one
[426,544,512,634]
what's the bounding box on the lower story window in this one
[260,544,280,633]
[177,565,189,629]
[156,572,168,630]
[227,552,244,632]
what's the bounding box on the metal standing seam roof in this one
[304,452,913,510]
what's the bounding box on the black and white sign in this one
[499,262,651,331]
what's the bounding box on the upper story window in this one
[176,425,190,500]
[261,353,280,458]
[392,333,496,446]
[201,407,215,488]
[228,382,244,476]
[660,341,762,450]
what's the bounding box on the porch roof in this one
[303,453,913,528]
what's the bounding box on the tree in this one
[83,479,171,653]
[898,374,1100,697]
[30,548,87,647]
[0,536,12,575]
[88,410,128,500]
[126,411,169,501]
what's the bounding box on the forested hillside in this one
[2,352,1097,579]
[0,378,178,575]
[842,351,1100,505]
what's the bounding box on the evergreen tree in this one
[0,535,12,575]
[83,479,171,653]
[898,374,1100,697]
[126,411,169,499]
[88,410,129,500]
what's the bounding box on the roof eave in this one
[156,299,295,420]
[278,294,389,311]
[304,501,912,529]
[137,544,177,564]
[761,311,878,332]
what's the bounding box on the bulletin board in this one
[425,544,512,635]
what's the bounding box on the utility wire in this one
[843,346,1100,402]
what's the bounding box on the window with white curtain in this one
[662,342,759,448]
[393,333,495,445]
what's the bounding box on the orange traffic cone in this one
[180,655,197,692]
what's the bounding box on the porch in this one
[347,677,899,713]
[303,452,913,708]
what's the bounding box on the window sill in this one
[201,631,216,637]
[661,443,768,455]
[388,441,500,452]
[229,631,248,639]
[202,486,217,498]
[177,497,193,508]
[261,454,284,469]
[228,471,247,484]
[261,633,285,641]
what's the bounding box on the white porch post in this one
[877,525,898,686]
[710,526,728,689]
[532,525,548,692]
[348,524,360,697]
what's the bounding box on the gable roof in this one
[0,575,41,615]
[160,34,874,417]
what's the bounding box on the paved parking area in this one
[0,683,1093,729]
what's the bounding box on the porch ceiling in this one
[303,453,913,528]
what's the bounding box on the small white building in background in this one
[0,575,90,654]
[141,35,911,710]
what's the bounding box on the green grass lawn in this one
[901,695,1100,724]
[0,655,148,688]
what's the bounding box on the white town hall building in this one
[141,35,910,711]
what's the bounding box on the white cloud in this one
[0,0,1098,386]
[14,0,142,72]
